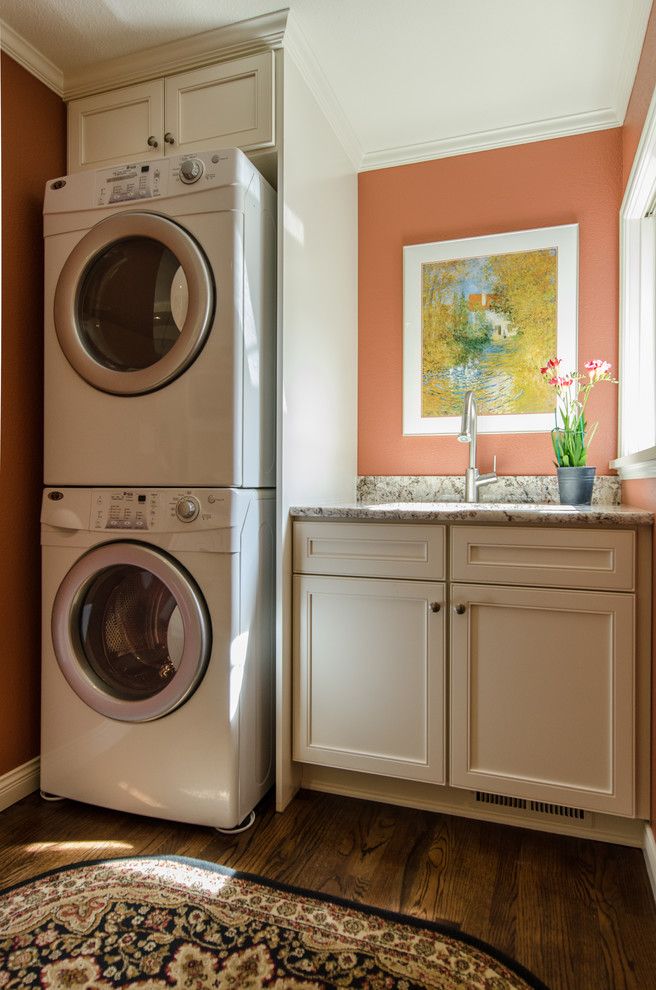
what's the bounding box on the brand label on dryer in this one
[96,162,163,207]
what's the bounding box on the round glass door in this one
[52,543,211,722]
[54,212,214,396]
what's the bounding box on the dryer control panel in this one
[92,150,250,207]
[91,489,233,531]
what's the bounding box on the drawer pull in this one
[455,603,467,615]
[146,135,158,148]
[429,602,441,613]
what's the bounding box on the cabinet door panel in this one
[450,584,635,815]
[294,575,446,782]
[164,52,274,155]
[68,81,164,171]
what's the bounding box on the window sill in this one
[610,446,656,480]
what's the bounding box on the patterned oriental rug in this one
[0,856,548,989]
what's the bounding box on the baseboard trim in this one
[644,824,656,905]
[300,764,645,847]
[0,757,40,812]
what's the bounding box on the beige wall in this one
[0,54,66,775]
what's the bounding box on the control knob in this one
[176,496,200,522]
[179,158,204,184]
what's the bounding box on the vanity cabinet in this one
[67,51,275,171]
[293,522,447,782]
[292,517,647,822]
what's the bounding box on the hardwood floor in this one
[1,788,655,990]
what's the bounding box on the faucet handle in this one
[476,454,498,489]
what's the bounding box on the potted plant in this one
[539,357,617,505]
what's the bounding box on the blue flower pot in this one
[557,466,596,506]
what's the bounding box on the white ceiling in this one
[1,0,652,169]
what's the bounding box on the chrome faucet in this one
[457,390,498,502]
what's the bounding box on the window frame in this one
[612,82,656,479]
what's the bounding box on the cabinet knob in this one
[454,604,467,615]
[147,135,158,148]
[429,602,441,613]
[164,132,175,145]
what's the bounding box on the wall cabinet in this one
[67,52,275,172]
[293,520,645,821]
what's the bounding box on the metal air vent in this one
[475,792,587,821]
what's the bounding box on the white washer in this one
[41,486,274,829]
[43,149,276,488]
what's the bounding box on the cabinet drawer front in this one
[294,574,446,782]
[451,525,635,590]
[293,522,446,579]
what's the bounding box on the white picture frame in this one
[402,223,579,435]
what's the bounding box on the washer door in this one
[54,212,214,396]
[52,543,212,722]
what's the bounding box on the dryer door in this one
[54,212,214,395]
[52,542,212,722]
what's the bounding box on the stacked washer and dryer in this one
[40,149,277,829]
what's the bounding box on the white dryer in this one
[41,486,274,829]
[44,149,276,487]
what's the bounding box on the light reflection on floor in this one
[23,840,135,853]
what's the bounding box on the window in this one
[612,88,656,479]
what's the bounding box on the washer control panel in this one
[91,489,230,531]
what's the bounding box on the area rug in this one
[0,855,548,989]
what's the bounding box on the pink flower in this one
[560,376,574,386]
[584,358,612,382]
[547,357,562,369]
[540,366,549,376]
[548,376,562,386]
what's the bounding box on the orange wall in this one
[620,3,656,835]
[0,54,66,776]
[358,128,622,477]
[623,1,656,191]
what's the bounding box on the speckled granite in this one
[289,502,652,527]
[356,475,622,506]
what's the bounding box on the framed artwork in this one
[402,224,578,435]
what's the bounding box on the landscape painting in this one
[421,248,556,417]
[403,225,578,435]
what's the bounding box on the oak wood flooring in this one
[1,789,655,990]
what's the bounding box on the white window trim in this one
[612,79,656,480]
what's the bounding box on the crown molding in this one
[613,0,653,124]
[0,19,63,96]
[64,9,289,101]
[359,106,622,172]
[283,12,362,171]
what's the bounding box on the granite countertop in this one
[289,502,653,527]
